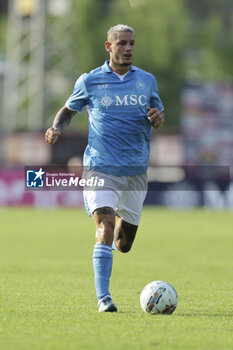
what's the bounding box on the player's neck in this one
[109,61,130,75]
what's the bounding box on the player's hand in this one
[146,107,164,128]
[45,127,61,144]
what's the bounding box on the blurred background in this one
[0,0,232,209]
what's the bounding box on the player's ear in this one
[105,41,112,52]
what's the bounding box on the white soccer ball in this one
[140,280,178,315]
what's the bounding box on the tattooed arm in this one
[45,106,76,144]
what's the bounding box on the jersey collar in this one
[102,60,137,73]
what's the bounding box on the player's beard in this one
[121,57,133,66]
[114,54,132,67]
[121,62,131,66]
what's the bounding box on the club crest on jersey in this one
[100,94,147,108]
[136,81,145,89]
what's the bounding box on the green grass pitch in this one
[0,207,233,350]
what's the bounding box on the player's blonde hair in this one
[107,24,135,41]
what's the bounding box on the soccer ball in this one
[140,280,178,315]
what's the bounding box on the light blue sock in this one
[92,243,113,301]
[111,240,119,251]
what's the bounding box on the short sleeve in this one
[65,74,89,112]
[150,76,164,111]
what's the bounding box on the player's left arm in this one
[146,106,164,129]
[148,74,164,128]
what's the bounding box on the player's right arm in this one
[45,106,76,144]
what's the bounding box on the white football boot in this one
[98,296,117,312]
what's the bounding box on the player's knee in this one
[96,220,115,245]
[94,207,115,242]
[116,239,133,253]
[118,222,137,253]
[103,220,115,235]
[96,221,114,235]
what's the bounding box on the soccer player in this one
[45,24,164,312]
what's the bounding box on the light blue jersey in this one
[65,61,164,176]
